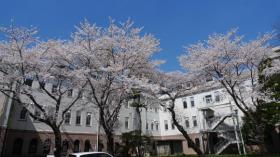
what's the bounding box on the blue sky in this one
[0,0,280,71]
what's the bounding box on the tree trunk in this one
[53,126,62,157]
[106,131,115,155]
[168,108,204,156]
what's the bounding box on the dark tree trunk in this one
[168,108,204,156]
[53,126,62,157]
[106,132,115,155]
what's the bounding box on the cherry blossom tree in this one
[0,25,86,157]
[179,29,275,150]
[147,71,204,155]
[70,19,161,154]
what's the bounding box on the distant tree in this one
[0,25,86,157]
[179,29,275,152]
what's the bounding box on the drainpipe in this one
[230,102,241,155]
[235,109,246,155]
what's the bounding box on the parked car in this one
[68,152,113,157]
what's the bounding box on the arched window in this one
[73,140,80,152]
[43,139,51,155]
[84,140,91,152]
[12,138,23,154]
[28,138,38,154]
[62,140,69,152]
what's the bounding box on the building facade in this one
[0,46,279,157]
[0,79,247,157]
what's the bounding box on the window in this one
[84,140,91,152]
[24,78,33,87]
[190,97,195,107]
[195,138,200,147]
[214,92,220,102]
[64,110,71,125]
[125,117,129,129]
[38,81,45,90]
[73,140,80,152]
[186,82,192,88]
[19,107,27,120]
[33,108,41,122]
[76,110,81,125]
[12,138,23,154]
[164,120,168,130]
[156,123,159,131]
[205,95,212,104]
[62,140,69,152]
[86,112,92,126]
[182,98,187,109]
[151,123,154,130]
[146,122,149,130]
[52,84,58,93]
[125,101,129,108]
[192,116,197,127]
[28,139,38,154]
[206,75,213,82]
[43,139,51,155]
[155,108,158,113]
[171,121,175,130]
[185,118,190,128]
[163,106,167,112]
[67,89,73,97]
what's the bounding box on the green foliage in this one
[242,56,280,152]
[120,130,153,157]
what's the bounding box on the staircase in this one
[207,114,233,130]
[213,131,240,154]
[201,112,242,154]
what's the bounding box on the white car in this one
[68,152,113,157]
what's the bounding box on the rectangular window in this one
[206,75,213,82]
[52,84,58,93]
[190,97,195,107]
[151,123,154,130]
[64,111,71,125]
[214,92,220,102]
[195,138,200,147]
[19,107,28,120]
[33,108,41,122]
[67,89,73,97]
[24,78,33,87]
[163,107,167,112]
[192,116,197,127]
[38,81,45,90]
[76,111,81,125]
[146,122,149,130]
[125,117,129,129]
[205,95,212,104]
[185,118,190,128]
[182,98,187,109]
[86,112,92,126]
[156,123,159,131]
[155,108,158,113]
[125,101,129,108]
[164,120,168,130]
[171,121,175,130]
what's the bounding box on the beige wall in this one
[4,129,101,157]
